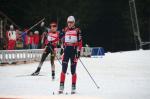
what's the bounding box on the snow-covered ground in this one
[0,50,150,99]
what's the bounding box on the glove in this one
[47,42,52,47]
[76,50,80,58]
[60,44,64,55]
[60,48,64,55]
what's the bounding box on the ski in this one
[30,74,44,76]
[52,91,77,95]
[16,74,45,77]
[52,91,63,95]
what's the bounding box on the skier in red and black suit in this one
[31,21,60,80]
[59,16,82,94]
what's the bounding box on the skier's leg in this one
[59,47,70,92]
[31,47,49,75]
[70,47,78,93]
[50,48,56,80]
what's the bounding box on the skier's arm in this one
[77,28,82,51]
[58,31,65,55]
[76,28,83,58]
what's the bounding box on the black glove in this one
[76,50,80,58]
[60,48,64,55]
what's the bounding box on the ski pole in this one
[79,58,100,89]
[54,52,62,66]
[48,43,62,66]
[26,18,45,32]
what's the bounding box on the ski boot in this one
[52,71,55,80]
[58,82,64,94]
[31,67,41,76]
[71,84,76,94]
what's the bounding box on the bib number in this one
[65,36,77,43]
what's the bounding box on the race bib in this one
[47,33,58,42]
[65,31,77,43]
[47,35,55,41]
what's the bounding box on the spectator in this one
[25,32,30,49]
[7,25,17,50]
[33,31,40,49]
[29,31,34,49]
[25,31,33,49]
[21,29,28,49]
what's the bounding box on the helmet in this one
[10,25,14,29]
[67,16,75,22]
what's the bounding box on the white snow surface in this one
[0,50,150,99]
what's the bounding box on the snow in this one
[0,50,150,99]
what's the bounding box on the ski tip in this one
[30,74,36,76]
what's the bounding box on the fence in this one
[0,47,105,64]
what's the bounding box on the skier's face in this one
[50,24,57,33]
[67,21,75,28]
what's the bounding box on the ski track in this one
[0,50,150,99]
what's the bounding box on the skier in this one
[33,31,40,49]
[31,21,60,80]
[58,16,82,94]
